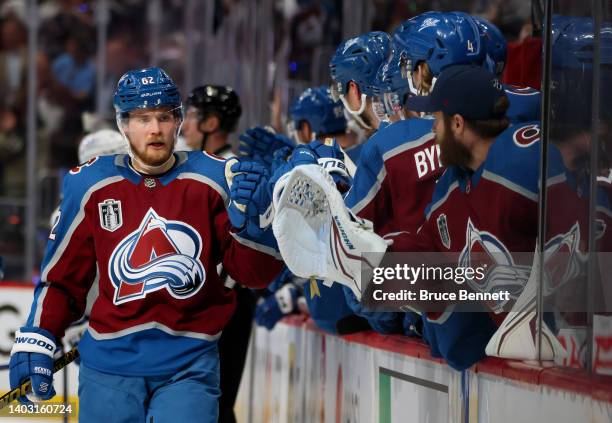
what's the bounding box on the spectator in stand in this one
[0,14,28,113]
[45,25,96,167]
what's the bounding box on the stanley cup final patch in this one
[99,199,123,232]
[437,213,451,249]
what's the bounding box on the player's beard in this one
[437,118,472,168]
[133,136,175,167]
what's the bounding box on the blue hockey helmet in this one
[552,15,612,69]
[114,67,182,116]
[289,86,347,139]
[329,31,391,99]
[550,16,612,136]
[393,12,485,91]
[473,16,507,76]
[371,43,412,119]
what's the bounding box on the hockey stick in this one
[0,346,79,410]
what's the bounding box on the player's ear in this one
[452,114,464,134]
[199,115,220,133]
[347,81,360,98]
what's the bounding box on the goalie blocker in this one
[272,164,388,299]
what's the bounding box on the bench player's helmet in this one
[393,11,485,95]
[473,16,507,76]
[289,86,346,142]
[329,31,391,128]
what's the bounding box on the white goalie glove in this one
[272,164,388,300]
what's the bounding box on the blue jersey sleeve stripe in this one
[547,173,567,187]
[28,284,49,327]
[381,131,434,161]
[481,170,539,202]
[426,180,459,220]
[349,166,387,214]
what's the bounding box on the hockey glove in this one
[272,164,388,300]
[226,159,273,238]
[255,284,299,330]
[268,144,318,193]
[238,126,295,169]
[9,327,57,403]
[308,138,352,192]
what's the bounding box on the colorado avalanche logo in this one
[458,219,529,312]
[108,208,205,304]
[513,124,540,148]
[543,222,586,296]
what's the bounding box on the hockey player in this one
[339,12,485,335]
[472,15,541,124]
[288,86,350,144]
[346,12,484,236]
[181,84,242,155]
[521,16,612,367]
[394,64,545,369]
[9,67,281,422]
[329,31,391,139]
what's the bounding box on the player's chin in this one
[142,147,173,166]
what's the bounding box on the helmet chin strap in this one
[340,93,373,130]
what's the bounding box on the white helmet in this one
[78,129,128,163]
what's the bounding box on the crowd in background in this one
[0,0,541,199]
